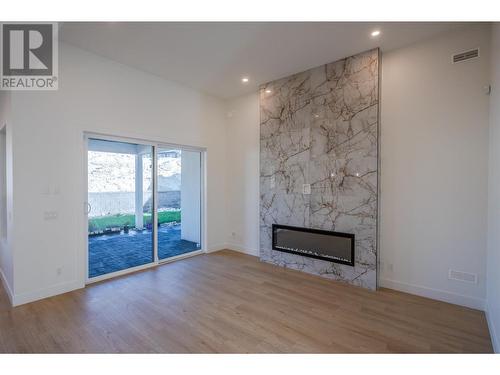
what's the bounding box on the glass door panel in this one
[87,138,154,278]
[157,148,201,260]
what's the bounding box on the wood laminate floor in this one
[0,250,493,353]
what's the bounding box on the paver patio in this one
[88,223,200,278]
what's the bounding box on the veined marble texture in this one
[260,49,379,290]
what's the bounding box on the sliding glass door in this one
[87,139,154,278]
[86,136,203,281]
[157,148,201,261]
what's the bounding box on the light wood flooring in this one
[0,250,493,353]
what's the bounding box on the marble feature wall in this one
[260,49,379,289]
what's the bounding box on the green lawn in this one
[89,211,181,232]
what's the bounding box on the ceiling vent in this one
[452,48,480,64]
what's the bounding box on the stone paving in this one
[88,224,200,278]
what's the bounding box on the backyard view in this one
[88,211,181,233]
[87,139,201,279]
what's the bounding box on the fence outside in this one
[88,191,180,217]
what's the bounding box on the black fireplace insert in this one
[272,224,355,266]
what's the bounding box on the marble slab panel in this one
[259,48,379,290]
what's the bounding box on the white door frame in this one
[83,132,207,285]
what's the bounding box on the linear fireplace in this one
[272,224,355,266]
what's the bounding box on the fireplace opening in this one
[272,224,355,266]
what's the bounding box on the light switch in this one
[44,211,58,220]
[302,184,311,195]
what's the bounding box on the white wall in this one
[7,42,228,305]
[0,131,7,241]
[225,93,260,256]
[486,23,500,353]
[224,25,492,311]
[0,91,13,303]
[379,24,491,310]
[181,150,201,243]
[2,25,495,314]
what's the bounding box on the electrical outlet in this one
[56,267,62,276]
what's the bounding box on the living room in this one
[0,1,499,371]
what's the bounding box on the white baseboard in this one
[380,278,486,311]
[485,301,500,353]
[0,266,14,305]
[225,242,259,257]
[12,279,84,307]
[205,243,228,253]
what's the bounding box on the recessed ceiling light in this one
[371,30,381,37]
[241,77,249,83]
[265,89,272,93]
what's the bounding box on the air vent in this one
[449,269,477,284]
[452,48,479,64]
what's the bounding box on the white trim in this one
[157,141,206,154]
[152,146,159,262]
[0,266,13,305]
[83,134,89,285]
[380,278,486,311]
[485,301,500,353]
[86,132,155,147]
[85,131,207,152]
[205,243,228,253]
[12,279,83,307]
[83,132,207,285]
[201,150,208,254]
[226,242,259,257]
[158,249,203,264]
[87,251,204,285]
[86,261,157,284]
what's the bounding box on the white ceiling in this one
[60,22,473,99]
